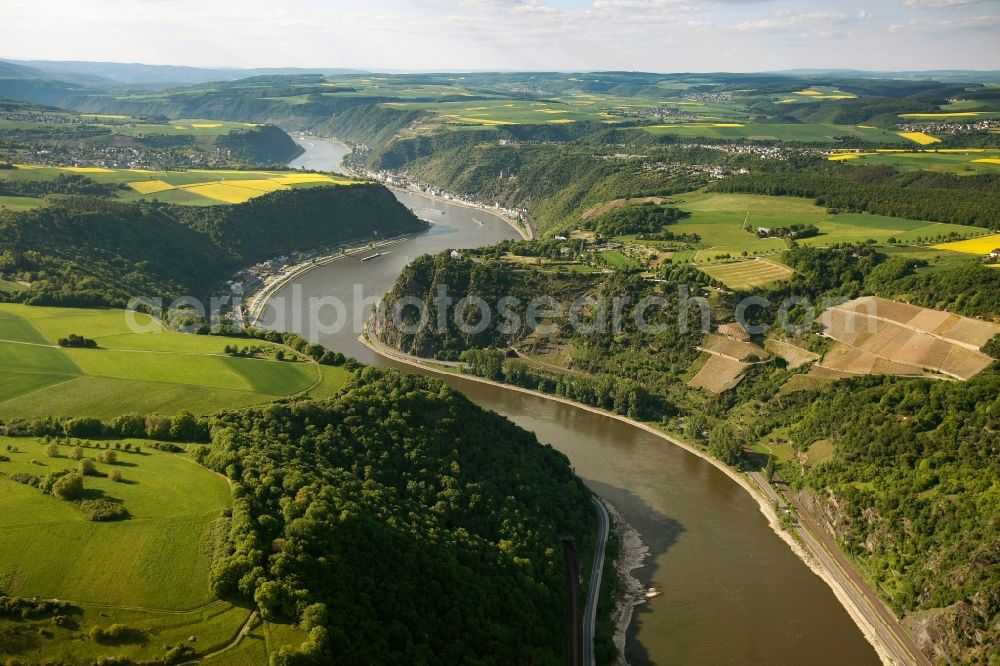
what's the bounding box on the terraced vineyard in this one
[814,296,1000,381]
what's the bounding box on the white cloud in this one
[734,11,848,31]
[889,12,1000,30]
[0,0,997,72]
[903,0,987,8]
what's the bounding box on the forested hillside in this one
[214,124,303,164]
[0,185,424,306]
[199,367,594,664]
[782,371,1000,665]
[375,244,1000,663]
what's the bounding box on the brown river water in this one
[265,137,881,665]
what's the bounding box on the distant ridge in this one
[4,59,370,86]
[772,68,1000,83]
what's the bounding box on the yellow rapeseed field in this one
[899,112,981,118]
[828,153,875,161]
[182,182,270,203]
[61,167,113,173]
[190,123,222,128]
[127,180,176,194]
[443,115,511,125]
[220,179,290,193]
[972,158,1000,165]
[269,174,340,185]
[931,234,1000,255]
[898,132,941,145]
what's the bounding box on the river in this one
[272,137,881,665]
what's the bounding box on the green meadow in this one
[830,150,1000,175]
[600,250,639,269]
[383,98,620,125]
[653,192,987,262]
[0,194,47,212]
[113,118,260,137]
[381,92,748,128]
[640,122,906,143]
[0,436,311,664]
[0,437,230,608]
[0,116,256,138]
[0,304,348,419]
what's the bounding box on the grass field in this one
[0,165,362,206]
[0,437,230,608]
[877,245,981,274]
[599,250,639,269]
[699,258,794,288]
[899,111,1000,120]
[828,149,1000,175]
[0,194,47,211]
[0,304,347,419]
[640,123,905,143]
[379,89,751,129]
[778,87,857,102]
[0,433,309,664]
[654,192,987,261]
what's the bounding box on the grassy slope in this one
[640,123,905,143]
[0,305,342,418]
[0,438,231,608]
[657,192,987,261]
[832,151,1000,176]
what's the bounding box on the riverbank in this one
[242,233,421,327]
[357,330,906,666]
[604,502,648,666]
[296,134,533,241]
[390,182,534,241]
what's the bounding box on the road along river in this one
[267,137,883,665]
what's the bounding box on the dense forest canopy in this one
[198,367,594,664]
[0,185,424,307]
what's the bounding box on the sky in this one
[1,0,999,72]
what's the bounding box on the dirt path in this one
[178,611,258,665]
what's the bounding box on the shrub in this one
[79,459,98,476]
[70,446,84,460]
[150,442,183,453]
[108,469,123,483]
[110,414,146,438]
[145,415,172,440]
[0,595,76,620]
[78,500,128,522]
[162,644,196,664]
[43,443,60,457]
[65,417,104,438]
[52,473,84,501]
[90,623,144,644]
[9,472,40,487]
[97,450,117,465]
[57,334,97,349]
